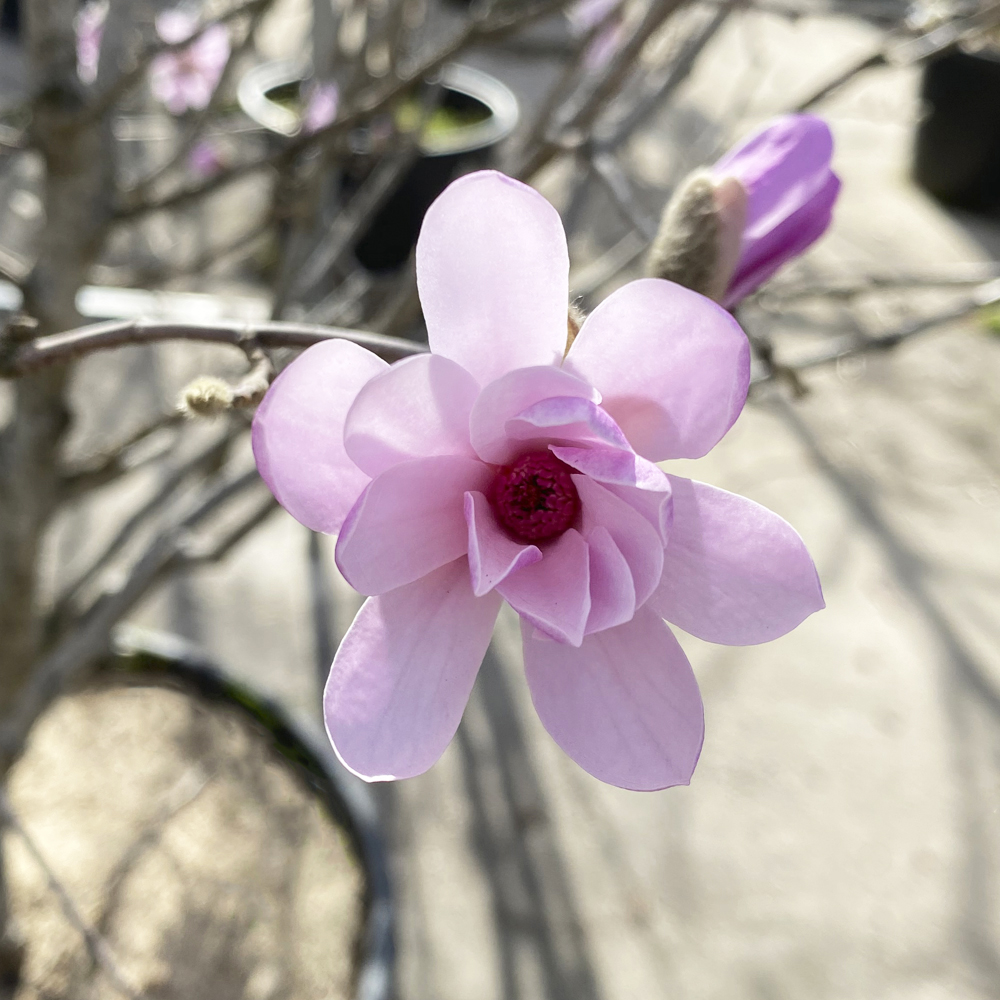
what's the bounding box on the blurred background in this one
[1,0,1000,996]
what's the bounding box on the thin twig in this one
[0,790,144,1000]
[126,0,276,202]
[79,0,274,127]
[177,492,279,564]
[52,425,243,625]
[752,285,1000,385]
[3,318,425,376]
[60,412,186,500]
[589,151,658,239]
[115,0,576,220]
[0,468,263,764]
[597,0,740,147]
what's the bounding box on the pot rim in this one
[237,60,519,154]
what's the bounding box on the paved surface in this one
[51,4,1000,998]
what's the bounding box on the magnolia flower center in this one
[492,451,579,542]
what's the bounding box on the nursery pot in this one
[913,46,1000,212]
[238,62,519,271]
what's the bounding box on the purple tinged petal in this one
[344,353,480,478]
[563,278,750,461]
[465,491,542,597]
[470,366,599,465]
[325,559,501,781]
[599,482,674,545]
[574,474,664,607]
[712,114,840,306]
[584,526,635,634]
[252,339,387,534]
[416,171,570,386]
[497,528,591,647]
[550,444,670,492]
[722,172,840,307]
[522,607,704,791]
[336,455,492,596]
[648,476,825,645]
[505,396,632,452]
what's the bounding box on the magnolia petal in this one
[584,525,635,634]
[600,482,674,545]
[252,339,387,534]
[505,396,632,451]
[465,491,543,597]
[416,171,570,385]
[344,353,480,478]
[574,474,664,607]
[470,366,599,465]
[336,456,492,595]
[522,607,704,791]
[325,558,501,781]
[563,278,750,461]
[723,171,840,307]
[550,444,669,492]
[497,528,591,647]
[649,476,825,645]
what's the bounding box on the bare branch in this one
[52,425,243,626]
[3,318,425,377]
[79,0,274,127]
[751,281,1000,386]
[177,491,279,564]
[0,467,263,765]
[0,790,145,1000]
[126,0,276,202]
[60,412,186,500]
[115,0,576,220]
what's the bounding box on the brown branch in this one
[126,0,276,202]
[3,318,426,377]
[0,467,263,765]
[115,0,576,220]
[79,0,274,127]
[751,285,1000,387]
[60,411,186,500]
[52,425,243,627]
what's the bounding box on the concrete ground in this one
[46,4,1000,998]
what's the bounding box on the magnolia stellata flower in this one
[150,10,230,115]
[649,114,841,309]
[75,0,107,84]
[253,171,824,791]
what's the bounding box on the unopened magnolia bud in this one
[565,302,586,354]
[179,376,234,417]
[646,171,747,304]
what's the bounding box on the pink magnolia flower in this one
[76,0,107,84]
[302,80,340,135]
[150,10,230,115]
[252,170,824,791]
[711,114,841,307]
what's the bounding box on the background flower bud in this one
[645,171,747,304]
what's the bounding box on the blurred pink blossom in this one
[252,171,824,791]
[188,138,224,177]
[302,80,340,134]
[75,1,108,84]
[150,10,230,115]
[711,113,841,307]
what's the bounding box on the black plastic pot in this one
[238,62,519,272]
[913,47,1000,212]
